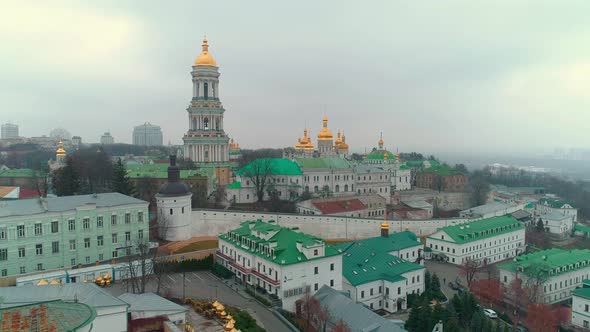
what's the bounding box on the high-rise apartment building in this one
[1,123,19,139]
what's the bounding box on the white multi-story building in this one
[335,222,425,313]
[216,220,343,312]
[132,122,163,146]
[354,165,390,200]
[296,157,356,196]
[362,134,412,192]
[538,211,574,237]
[1,123,19,139]
[426,215,526,265]
[100,132,115,145]
[535,196,578,221]
[572,284,590,329]
[499,249,590,304]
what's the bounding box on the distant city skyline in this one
[2,1,590,154]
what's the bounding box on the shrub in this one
[156,255,214,273]
[227,307,266,332]
[245,287,271,307]
[210,263,234,279]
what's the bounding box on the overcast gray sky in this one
[1,0,589,154]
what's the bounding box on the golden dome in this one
[194,37,217,66]
[378,133,384,148]
[296,129,315,151]
[36,279,49,286]
[317,116,333,141]
[381,220,389,230]
[56,141,66,156]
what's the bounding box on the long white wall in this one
[191,209,476,239]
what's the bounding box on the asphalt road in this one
[105,271,291,332]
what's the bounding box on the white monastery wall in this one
[191,209,475,239]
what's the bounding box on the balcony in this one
[216,251,280,286]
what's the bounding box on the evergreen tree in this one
[112,158,135,196]
[431,303,444,327]
[470,311,484,332]
[52,157,80,196]
[431,273,442,300]
[424,271,432,298]
[444,317,462,332]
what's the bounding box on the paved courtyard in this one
[105,270,291,332]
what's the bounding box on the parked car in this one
[483,308,498,319]
[448,281,459,290]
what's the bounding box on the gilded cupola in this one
[317,116,333,141]
[194,36,217,66]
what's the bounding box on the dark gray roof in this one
[118,293,188,313]
[511,209,531,220]
[313,285,407,332]
[0,193,147,218]
[0,284,129,309]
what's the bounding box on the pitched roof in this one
[572,287,590,300]
[354,164,389,174]
[294,157,352,169]
[540,211,571,221]
[574,223,590,235]
[499,248,590,277]
[334,233,424,286]
[0,283,129,309]
[312,198,366,214]
[237,158,302,176]
[429,215,524,244]
[0,193,147,218]
[538,197,574,209]
[118,293,188,314]
[313,286,407,332]
[511,209,531,220]
[461,202,518,216]
[219,220,340,265]
[418,164,463,176]
[226,181,242,189]
[0,300,96,332]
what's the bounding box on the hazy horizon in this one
[2,1,590,154]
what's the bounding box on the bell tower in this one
[183,37,230,163]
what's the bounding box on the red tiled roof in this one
[312,198,366,214]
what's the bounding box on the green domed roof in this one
[366,149,395,160]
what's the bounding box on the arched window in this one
[204,82,209,99]
[215,118,220,130]
[344,184,348,192]
[335,185,340,193]
[203,117,209,130]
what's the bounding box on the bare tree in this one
[123,216,171,294]
[31,167,49,197]
[524,263,550,303]
[242,158,273,202]
[330,320,351,332]
[460,258,482,288]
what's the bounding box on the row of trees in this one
[52,154,134,197]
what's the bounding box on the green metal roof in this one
[538,197,573,209]
[399,164,410,170]
[227,181,242,189]
[0,300,96,331]
[572,287,590,300]
[575,223,590,235]
[295,157,352,169]
[366,149,395,160]
[405,160,425,167]
[418,164,462,176]
[237,158,302,176]
[499,249,590,277]
[333,231,422,254]
[333,234,424,286]
[0,168,42,178]
[219,220,340,265]
[429,215,523,244]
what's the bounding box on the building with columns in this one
[183,37,231,163]
[363,134,412,191]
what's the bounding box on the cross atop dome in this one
[194,36,217,66]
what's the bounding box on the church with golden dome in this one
[291,116,349,158]
[183,37,234,163]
